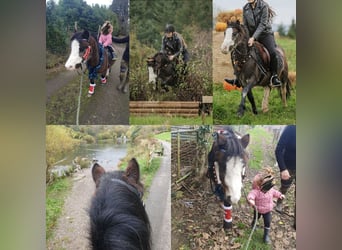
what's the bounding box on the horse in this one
[65,30,115,95]
[220,20,291,117]
[146,52,179,91]
[89,158,151,250]
[207,126,250,230]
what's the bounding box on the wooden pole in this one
[177,131,180,178]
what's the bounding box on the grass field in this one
[213,37,296,125]
[130,114,213,125]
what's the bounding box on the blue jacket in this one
[275,125,296,172]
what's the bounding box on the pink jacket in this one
[247,187,282,214]
[99,33,112,47]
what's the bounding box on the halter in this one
[110,178,144,202]
[82,46,91,62]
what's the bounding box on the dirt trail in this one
[46,42,129,125]
[145,141,171,250]
[47,142,171,250]
[213,31,234,84]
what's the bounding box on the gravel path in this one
[145,141,171,250]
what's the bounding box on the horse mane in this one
[89,171,151,250]
[218,127,246,159]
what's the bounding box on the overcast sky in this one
[213,0,296,25]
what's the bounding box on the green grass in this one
[213,83,296,125]
[155,131,171,142]
[246,127,273,170]
[46,177,72,240]
[237,228,272,250]
[130,114,213,125]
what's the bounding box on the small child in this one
[99,21,116,61]
[247,167,285,244]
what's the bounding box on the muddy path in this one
[46,42,129,125]
[47,142,171,250]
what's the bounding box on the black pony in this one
[221,20,291,116]
[146,52,179,91]
[89,158,151,250]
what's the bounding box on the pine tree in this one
[287,18,296,39]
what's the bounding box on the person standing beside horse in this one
[161,24,189,73]
[99,21,117,63]
[275,125,296,229]
[226,0,282,87]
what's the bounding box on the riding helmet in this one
[165,24,175,33]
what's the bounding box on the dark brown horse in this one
[221,20,291,117]
[65,30,115,95]
[146,52,179,91]
[90,158,151,250]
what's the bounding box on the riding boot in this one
[270,54,281,87]
[263,227,271,244]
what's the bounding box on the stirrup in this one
[270,75,281,87]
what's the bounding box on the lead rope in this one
[242,187,258,250]
[76,70,84,125]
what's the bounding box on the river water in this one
[51,142,128,175]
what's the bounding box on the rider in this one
[225,0,282,87]
[161,24,189,73]
[99,21,117,61]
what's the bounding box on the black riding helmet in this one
[165,24,175,33]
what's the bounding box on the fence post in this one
[177,131,180,178]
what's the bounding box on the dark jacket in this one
[112,35,129,63]
[243,0,273,40]
[275,125,296,172]
[161,33,183,57]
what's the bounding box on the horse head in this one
[65,30,96,70]
[210,127,250,204]
[220,20,244,54]
[147,52,174,87]
[90,158,151,250]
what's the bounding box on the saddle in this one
[254,42,271,68]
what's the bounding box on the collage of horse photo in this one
[46,0,296,249]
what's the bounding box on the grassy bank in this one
[130,114,213,125]
[46,177,72,240]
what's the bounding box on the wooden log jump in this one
[129,101,200,117]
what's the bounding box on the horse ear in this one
[92,163,106,188]
[124,158,140,183]
[240,134,250,148]
[81,30,90,40]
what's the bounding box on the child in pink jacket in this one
[247,167,285,244]
[99,21,116,60]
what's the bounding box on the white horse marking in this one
[148,66,157,84]
[65,40,82,70]
[221,28,234,54]
[224,156,245,204]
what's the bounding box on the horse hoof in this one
[253,109,258,115]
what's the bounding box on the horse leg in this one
[247,89,258,114]
[262,86,271,113]
[237,84,253,117]
[223,198,233,230]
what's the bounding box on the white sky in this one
[213,0,296,25]
[47,0,112,7]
